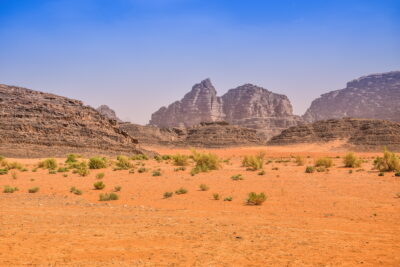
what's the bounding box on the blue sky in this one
[0,0,399,124]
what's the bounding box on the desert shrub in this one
[57,167,69,173]
[0,155,4,161]
[48,169,57,174]
[242,152,265,171]
[213,193,220,200]
[3,185,18,193]
[395,172,400,177]
[272,167,279,170]
[174,167,186,172]
[295,156,305,166]
[163,192,173,198]
[154,155,162,162]
[115,155,132,170]
[39,158,58,170]
[99,192,118,201]
[89,157,108,169]
[378,172,384,176]
[343,153,362,168]
[258,170,266,176]
[65,154,80,164]
[152,169,162,176]
[172,154,189,166]
[199,184,209,191]
[0,169,8,175]
[314,157,333,168]
[11,171,18,179]
[114,186,122,192]
[316,166,326,172]
[70,186,82,195]
[130,154,148,160]
[138,167,147,173]
[246,192,267,205]
[21,168,28,172]
[191,150,220,175]
[129,169,135,174]
[96,173,105,179]
[73,162,90,177]
[175,187,188,195]
[231,174,243,181]
[224,196,232,201]
[63,174,68,177]
[28,187,39,193]
[305,166,315,173]
[373,148,400,172]
[93,181,105,190]
[2,161,23,170]
[349,170,353,174]
[31,168,37,172]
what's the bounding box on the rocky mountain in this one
[120,121,265,148]
[303,71,400,123]
[97,105,122,122]
[0,84,150,157]
[149,79,302,138]
[268,118,400,151]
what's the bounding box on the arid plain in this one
[0,144,399,267]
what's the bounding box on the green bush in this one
[258,170,266,176]
[130,154,148,160]
[163,192,173,198]
[314,157,333,168]
[199,184,209,191]
[115,155,132,170]
[0,169,8,175]
[378,172,384,176]
[213,193,220,200]
[316,166,326,172]
[96,172,105,179]
[1,161,23,170]
[175,187,188,195]
[93,181,105,190]
[162,155,171,160]
[246,192,267,205]
[99,192,119,201]
[114,186,122,192]
[138,167,147,173]
[224,196,232,201]
[48,170,57,174]
[129,169,135,174]
[11,171,18,179]
[305,166,315,173]
[21,168,28,172]
[395,172,400,177]
[0,155,5,161]
[3,185,18,193]
[73,162,90,177]
[231,174,243,181]
[39,158,58,170]
[295,156,305,166]
[70,186,82,195]
[57,167,69,173]
[28,187,39,193]
[152,169,162,176]
[174,167,186,172]
[172,154,189,166]
[191,150,220,175]
[89,157,108,169]
[65,154,80,164]
[343,153,362,168]
[373,148,400,172]
[242,152,265,171]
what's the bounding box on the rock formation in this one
[97,104,122,122]
[268,118,400,151]
[120,121,265,148]
[149,79,302,138]
[0,84,150,157]
[303,71,400,123]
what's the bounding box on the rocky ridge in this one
[97,105,122,122]
[0,84,148,157]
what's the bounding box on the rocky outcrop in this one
[149,79,302,138]
[268,118,400,151]
[303,71,400,123]
[121,121,265,148]
[149,79,224,128]
[97,105,122,122]
[0,84,150,157]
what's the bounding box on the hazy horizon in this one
[1,0,399,124]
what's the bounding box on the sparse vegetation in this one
[378,172,384,176]
[48,169,57,174]
[191,150,220,175]
[174,166,186,172]
[11,171,18,179]
[152,169,162,176]
[130,154,148,160]
[163,191,173,198]
[93,181,105,190]
[258,170,266,176]
[175,187,188,195]
[38,158,58,170]
[242,152,265,171]
[114,186,122,192]
[138,167,147,173]
[395,172,400,177]
[99,192,119,201]
[343,153,362,168]
[172,154,189,166]
[3,185,18,193]
[96,172,105,179]
[73,161,90,177]
[315,157,333,168]
[57,167,69,173]
[28,187,39,193]
[70,187,82,195]
[213,193,220,200]
[316,166,327,172]
[115,155,132,170]
[246,192,267,205]
[224,196,232,201]
[373,148,400,172]
[295,156,305,166]
[129,169,135,174]
[65,154,80,164]
[89,157,108,169]
[305,166,315,173]
[231,174,243,181]
[199,184,209,191]
[0,169,8,175]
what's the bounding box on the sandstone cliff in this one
[97,105,122,122]
[268,118,400,151]
[303,71,400,123]
[0,84,148,157]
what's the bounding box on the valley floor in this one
[0,146,399,266]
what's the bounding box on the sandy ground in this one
[0,145,399,266]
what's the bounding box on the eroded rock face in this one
[149,79,302,138]
[97,105,122,122]
[0,84,148,157]
[149,79,224,128]
[268,118,400,151]
[303,71,400,123]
